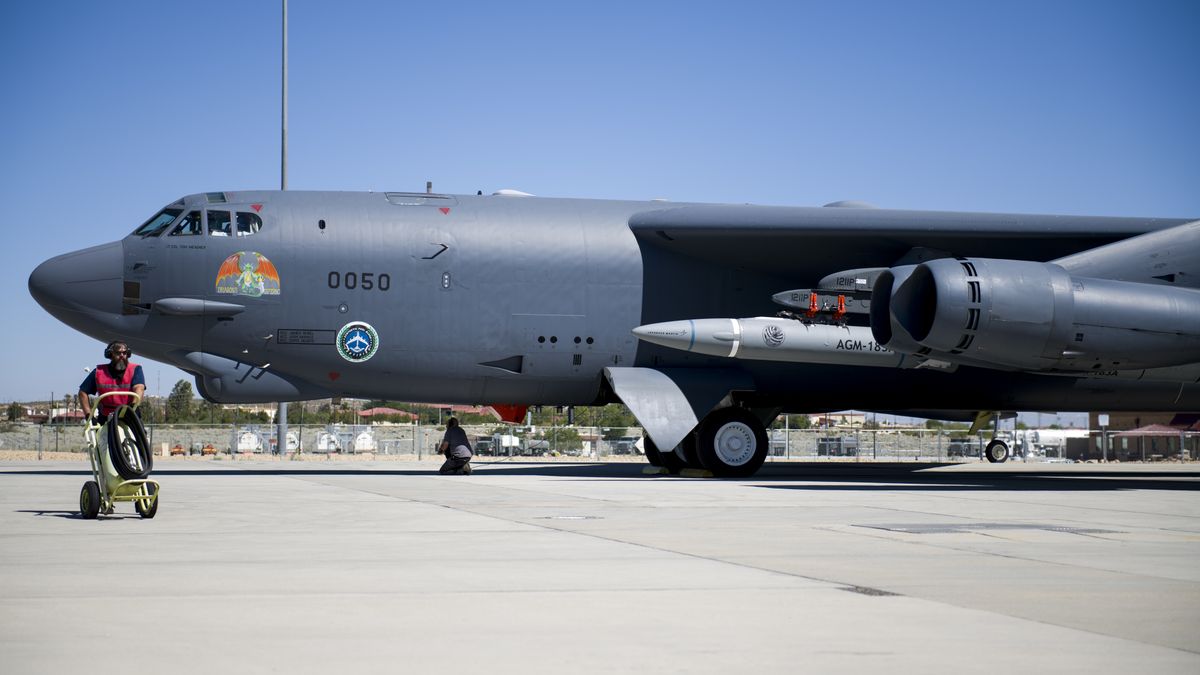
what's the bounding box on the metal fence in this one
[3,421,1196,463]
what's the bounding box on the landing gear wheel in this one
[80,481,100,519]
[135,484,158,519]
[696,408,768,478]
[649,437,687,474]
[985,439,1010,463]
[676,433,705,470]
[643,438,664,467]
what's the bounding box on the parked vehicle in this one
[817,436,858,456]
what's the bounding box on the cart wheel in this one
[80,481,100,519]
[135,484,158,519]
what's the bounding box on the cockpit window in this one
[208,210,232,236]
[132,208,182,237]
[236,212,262,236]
[167,211,203,236]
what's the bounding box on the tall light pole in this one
[281,0,288,192]
[276,0,289,454]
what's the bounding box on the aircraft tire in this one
[677,433,705,470]
[107,408,153,480]
[80,481,100,520]
[656,438,688,474]
[985,439,1010,464]
[696,408,768,478]
[643,438,664,467]
[135,484,158,519]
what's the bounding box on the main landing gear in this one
[974,411,1011,464]
[644,407,769,478]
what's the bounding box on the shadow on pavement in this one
[3,461,1198,490]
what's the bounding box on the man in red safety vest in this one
[78,341,146,424]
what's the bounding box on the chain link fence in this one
[3,421,1196,462]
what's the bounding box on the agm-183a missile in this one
[632,317,911,368]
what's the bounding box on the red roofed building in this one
[1110,424,1198,461]
[358,407,417,421]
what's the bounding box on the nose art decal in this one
[215,251,281,297]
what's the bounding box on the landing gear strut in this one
[978,411,1010,464]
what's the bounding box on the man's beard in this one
[112,360,127,373]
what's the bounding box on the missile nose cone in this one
[28,241,123,315]
[634,318,747,358]
[632,320,695,350]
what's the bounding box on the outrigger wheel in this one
[80,481,100,519]
[985,439,1010,464]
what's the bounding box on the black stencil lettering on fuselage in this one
[277,329,337,345]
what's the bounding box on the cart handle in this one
[83,391,143,431]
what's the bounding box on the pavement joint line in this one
[910,489,1200,519]
[293,471,647,507]
[157,470,1200,592]
[817,523,1200,583]
[808,530,1200,656]
[4,462,1199,662]
[292,475,879,590]
[843,488,1200,523]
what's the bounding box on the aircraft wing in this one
[1053,219,1200,288]
[629,204,1191,281]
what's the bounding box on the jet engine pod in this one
[891,258,1200,372]
[869,264,927,354]
[895,258,1074,359]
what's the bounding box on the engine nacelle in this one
[871,257,1200,371]
[868,265,927,354]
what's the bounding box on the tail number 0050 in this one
[328,272,390,291]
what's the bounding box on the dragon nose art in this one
[28,241,123,315]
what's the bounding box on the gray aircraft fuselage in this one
[28,190,1200,420]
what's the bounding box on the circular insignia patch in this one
[337,321,380,362]
[762,324,786,348]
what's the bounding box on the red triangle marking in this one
[251,204,263,213]
[439,207,450,215]
[328,372,341,381]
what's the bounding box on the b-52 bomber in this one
[29,190,1200,476]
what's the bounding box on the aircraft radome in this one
[29,190,1200,477]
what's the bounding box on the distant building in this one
[1082,412,1198,461]
[358,407,418,421]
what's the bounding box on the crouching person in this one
[438,417,473,475]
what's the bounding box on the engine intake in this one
[871,257,1200,371]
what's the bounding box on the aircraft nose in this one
[28,241,124,315]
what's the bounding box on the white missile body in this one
[632,317,910,368]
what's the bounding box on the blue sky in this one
[2,1,1198,421]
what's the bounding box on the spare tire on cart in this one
[107,405,153,480]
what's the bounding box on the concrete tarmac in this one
[1,459,1198,674]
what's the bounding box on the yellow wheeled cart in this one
[79,391,160,519]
